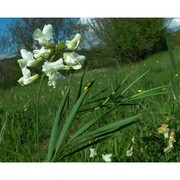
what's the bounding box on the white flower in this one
[169,131,176,143]
[33,47,52,58]
[126,146,133,157]
[18,49,39,68]
[33,24,54,47]
[65,33,81,50]
[18,67,39,86]
[102,154,112,162]
[42,58,67,88]
[63,52,86,70]
[164,142,174,153]
[42,58,66,73]
[46,70,65,88]
[90,148,97,158]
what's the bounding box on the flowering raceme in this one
[17,24,86,88]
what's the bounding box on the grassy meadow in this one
[1,36,180,162]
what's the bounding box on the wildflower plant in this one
[17,24,172,162]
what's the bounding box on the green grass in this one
[0,47,180,162]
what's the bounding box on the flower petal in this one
[33,47,51,58]
[33,28,43,41]
[65,33,81,50]
[22,67,31,78]
[18,58,28,69]
[42,24,53,41]
[63,52,85,70]
[47,70,65,88]
[90,148,97,158]
[18,72,39,86]
[20,49,34,60]
[42,58,65,73]
[102,154,112,162]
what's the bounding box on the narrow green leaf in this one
[125,85,171,102]
[90,88,108,99]
[81,114,141,138]
[46,87,70,162]
[75,68,87,102]
[66,101,126,145]
[121,70,150,95]
[59,114,141,160]
[120,72,132,86]
[54,84,92,156]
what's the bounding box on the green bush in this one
[91,18,167,63]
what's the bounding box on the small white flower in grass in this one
[18,67,39,86]
[126,146,133,157]
[33,47,52,59]
[18,49,40,68]
[89,148,97,158]
[163,131,176,153]
[63,52,86,70]
[169,131,176,142]
[33,24,54,47]
[65,33,81,50]
[164,142,174,153]
[42,58,67,88]
[102,154,112,162]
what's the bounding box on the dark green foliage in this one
[0,57,21,88]
[90,18,167,63]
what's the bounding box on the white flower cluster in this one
[89,148,113,162]
[17,24,86,88]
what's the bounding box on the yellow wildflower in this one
[137,89,143,93]
[175,73,179,77]
[23,104,29,112]
[84,82,91,91]
[158,124,169,133]
[158,124,169,138]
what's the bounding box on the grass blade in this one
[121,70,150,95]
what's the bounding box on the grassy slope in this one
[0,47,180,162]
[1,30,180,161]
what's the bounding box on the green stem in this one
[36,74,45,161]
